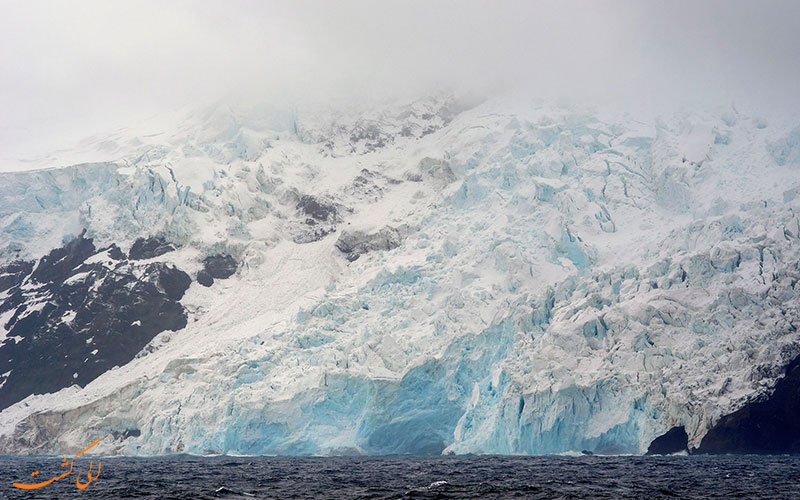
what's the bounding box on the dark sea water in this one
[2,455,800,500]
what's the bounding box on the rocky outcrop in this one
[646,426,688,455]
[335,227,403,262]
[196,254,238,287]
[0,260,33,293]
[0,234,191,411]
[129,236,176,260]
[297,195,338,223]
[292,195,343,243]
[344,169,401,202]
[694,356,800,454]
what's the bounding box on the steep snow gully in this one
[1,96,799,456]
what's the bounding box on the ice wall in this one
[1,98,799,456]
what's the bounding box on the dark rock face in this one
[30,232,96,283]
[297,195,337,224]
[344,169,402,203]
[293,195,343,244]
[335,227,403,262]
[196,254,237,287]
[129,236,176,260]
[110,428,141,440]
[296,98,463,156]
[204,255,237,279]
[349,123,392,152]
[196,270,214,287]
[157,264,193,300]
[646,426,688,455]
[346,169,384,202]
[0,260,33,293]
[0,234,191,411]
[695,356,800,454]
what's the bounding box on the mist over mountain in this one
[3,0,799,168]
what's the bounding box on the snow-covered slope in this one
[1,95,799,455]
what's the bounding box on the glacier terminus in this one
[1,95,799,457]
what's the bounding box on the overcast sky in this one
[1,0,799,161]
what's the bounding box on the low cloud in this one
[1,0,799,163]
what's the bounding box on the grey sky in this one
[1,0,799,161]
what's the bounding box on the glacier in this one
[0,95,799,456]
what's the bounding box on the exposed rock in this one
[349,123,393,153]
[646,426,688,455]
[157,263,193,300]
[345,169,384,202]
[0,234,191,411]
[0,259,33,293]
[197,270,214,287]
[297,195,338,223]
[30,229,96,284]
[343,169,403,203]
[694,356,800,454]
[106,244,126,260]
[196,254,238,287]
[335,227,403,262]
[292,195,344,244]
[129,236,176,260]
[295,96,463,156]
[111,428,141,441]
[203,255,237,279]
[293,224,336,244]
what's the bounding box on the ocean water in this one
[1,455,799,499]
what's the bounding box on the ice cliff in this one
[0,96,799,456]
